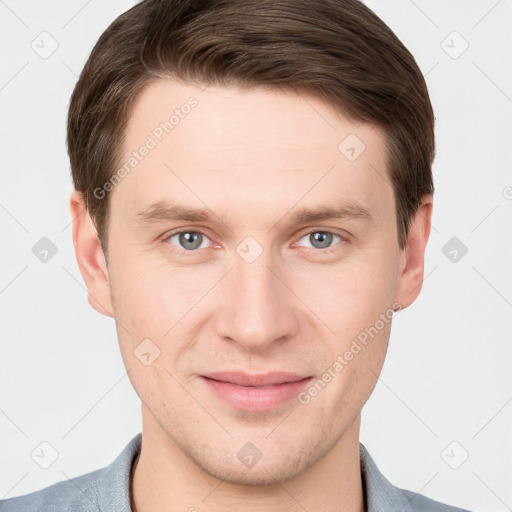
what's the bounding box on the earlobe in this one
[394,195,433,309]
[69,190,114,318]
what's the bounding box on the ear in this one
[69,190,114,318]
[394,195,433,309]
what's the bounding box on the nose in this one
[213,248,300,352]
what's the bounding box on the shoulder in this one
[0,433,141,512]
[0,468,104,512]
[359,442,474,512]
[395,485,474,512]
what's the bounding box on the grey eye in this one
[299,231,341,250]
[169,231,208,251]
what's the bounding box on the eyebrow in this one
[134,200,372,227]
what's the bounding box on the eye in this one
[166,230,211,252]
[296,230,344,251]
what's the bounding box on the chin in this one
[188,437,324,487]
[198,458,305,487]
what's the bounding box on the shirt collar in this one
[97,433,413,512]
[359,442,417,511]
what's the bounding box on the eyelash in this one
[163,228,347,256]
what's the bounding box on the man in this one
[0,0,473,511]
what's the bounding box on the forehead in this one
[112,78,391,220]
[125,78,384,156]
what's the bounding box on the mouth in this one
[199,372,313,411]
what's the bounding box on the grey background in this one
[0,1,511,511]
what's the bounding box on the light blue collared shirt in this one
[0,433,473,511]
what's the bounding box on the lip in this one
[199,372,313,411]
[202,371,309,386]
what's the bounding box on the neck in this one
[131,407,365,512]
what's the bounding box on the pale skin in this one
[70,79,432,512]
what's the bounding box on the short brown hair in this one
[67,0,435,259]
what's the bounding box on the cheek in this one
[107,260,202,402]
[108,254,207,335]
[291,252,400,336]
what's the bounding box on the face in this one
[71,78,431,485]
